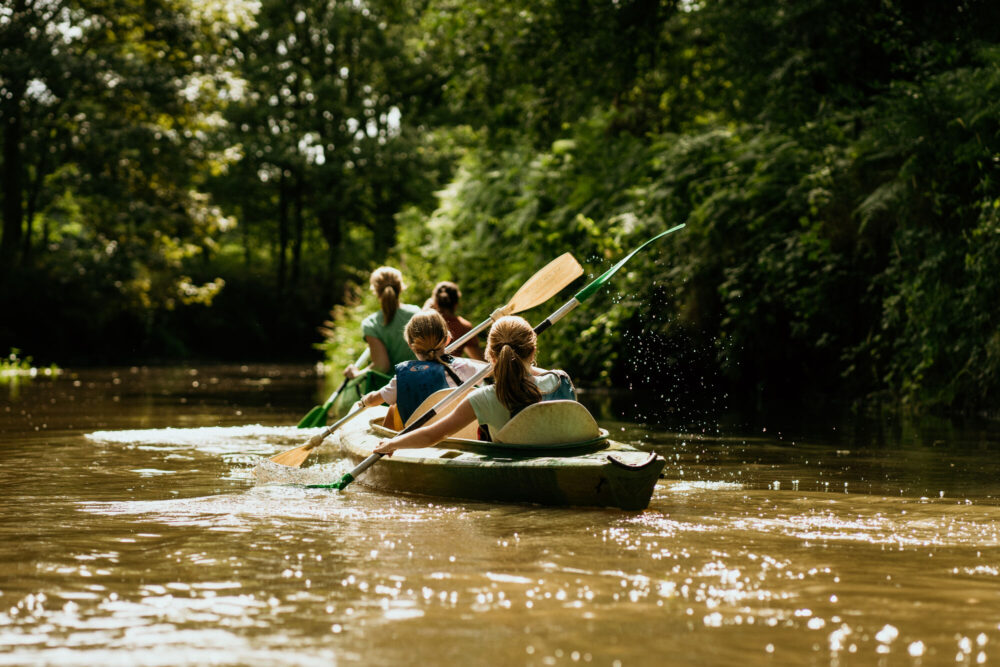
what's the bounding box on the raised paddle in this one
[445,252,583,353]
[309,223,687,491]
[269,252,584,467]
[297,349,371,428]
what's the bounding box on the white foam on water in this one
[78,476,368,527]
[85,425,324,458]
[252,457,352,486]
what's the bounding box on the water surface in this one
[2,365,999,665]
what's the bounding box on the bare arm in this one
[365,336,391,374]
[464,336,485,362]
[374,398,476,453]
[360,391,382,407]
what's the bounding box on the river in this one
[1,364,999,665]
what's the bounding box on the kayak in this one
[329,402,665,510]
[331,369,392,419]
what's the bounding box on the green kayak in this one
[330,403,665,510]
[330,369,392,419]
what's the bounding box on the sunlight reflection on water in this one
[4,366,1000,666]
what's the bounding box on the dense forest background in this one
[2,0,999,413]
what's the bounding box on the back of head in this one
[431,281,461,314]
[486,316,540,414]
[370,266,403,325]
[404,309,449,362]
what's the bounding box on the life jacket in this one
[395,357,462,423]
[537,370,576,402]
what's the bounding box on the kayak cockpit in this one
[371,399,610,455]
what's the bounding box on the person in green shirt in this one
[345,266,421,378]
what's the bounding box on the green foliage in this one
[0,348,60,378]
[2,0,999,415]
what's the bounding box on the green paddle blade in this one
[297,404,329,429]
[574,224,686,303]
[307,473,353,490]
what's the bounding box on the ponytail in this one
[379,285,399,325]
[370,266,403,324]
[405,309,449,362]
[487,316,540,415]
[432,281,461,314]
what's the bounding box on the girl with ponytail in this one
[426,281,484,361]
[359,310,479,422]
[373,316,576,454]
[345,267,421,378]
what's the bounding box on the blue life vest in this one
[395,359,460,423]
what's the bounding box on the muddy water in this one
[1,365,999,666]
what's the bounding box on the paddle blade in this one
[505,253,583,314]
[574,224,686,303]
[307,472,354,490]
[269,445,313,468]
[296,404,328,429]
[270,432,327,467]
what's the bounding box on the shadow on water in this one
[580,386,1000,502]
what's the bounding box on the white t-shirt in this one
[467,371,570,436]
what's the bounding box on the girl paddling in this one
[426,281,485,361]
[373,315,575,454]
[345,267,421,378]
[359,309,479,423]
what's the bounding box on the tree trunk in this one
[22,148,49,262]
[317,206,342,307]
[0,83,25,270]
[277,169,289,294]
[290,170,304,289]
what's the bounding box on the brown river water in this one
[1,364,999,666]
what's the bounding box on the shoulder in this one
[361,311,383,333]
[400,303,421,317]
[450,357,480,379]
[534,369,570,390]
[468,384,497,407]
[457,316,473,328]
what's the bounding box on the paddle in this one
[297,349,371,428]
[446,252,584,354]
[310,223,686,491]
[270,252,584,467]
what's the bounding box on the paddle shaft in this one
[445,307,511,355]
[308,401,371,450]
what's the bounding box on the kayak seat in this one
[494,400,600,446]
[404,388,479,440]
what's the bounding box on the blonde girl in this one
[360,310,479,422]
[374,315,575,453]
[345,267,421,378]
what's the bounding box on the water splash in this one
[86,425,319,457]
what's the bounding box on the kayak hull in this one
[331,407,665,511]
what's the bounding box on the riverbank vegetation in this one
[2,0,998,413]
[1,349,59,387]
